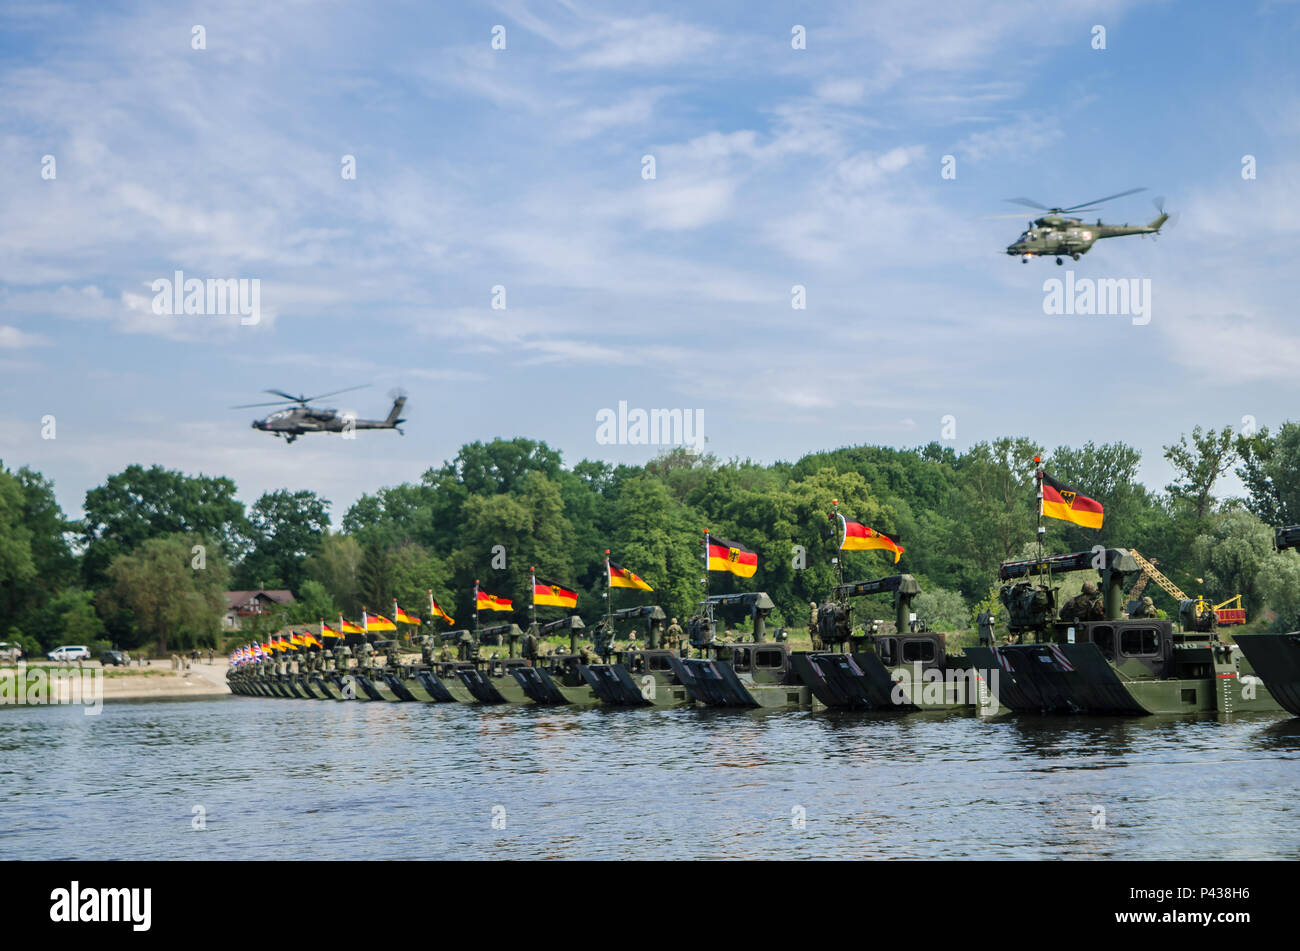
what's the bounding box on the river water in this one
[2,696,1297,860]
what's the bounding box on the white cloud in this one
[0,324,47,348]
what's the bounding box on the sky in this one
[1,0,1298,524]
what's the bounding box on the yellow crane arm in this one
[1128,549,1190,602]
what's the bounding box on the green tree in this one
[0,464,39,635]
[304,534,364,617]
[287,579,338,626]
[97,534,229,652]
[80,465,247,586]
[1237,422,1300,527]
[1164,425,1237,521]
[238,489,331,591]
[1188,507,1278,616]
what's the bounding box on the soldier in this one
[977,610,995,647]
[523,629,539,666]
[457,630,473,662]
[808,602,818,644]
[1060,582,1103,621]
[1131,596,1158,619]
[666,617,683,651]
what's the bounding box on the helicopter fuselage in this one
[251,397,406,443]
[1006,213,1168,262]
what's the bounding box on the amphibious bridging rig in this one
[963,548,1279,715]
[1232,526,1300,717]
[791,573,989,712]
[668,593,811,709]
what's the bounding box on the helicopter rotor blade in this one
[297,384,372,404]
[1061,187,1147,213]
[233,400,299,409]
[1005,198,1052,211]
[264,389,307,403]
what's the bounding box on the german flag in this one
[477,590,513,612]
[340,618,365,635]
[840,519,905,563]
[302,631,322,648]
[289,631,305,648]
[428,593,455,625]
[321,623,341,639]
[394,606,421,625]
[707,535,758,578]
[262,640,274,655]
[609,561,653,591]
[534,578,579,608]
[365,613,397,632]
[1041,472,1104,530]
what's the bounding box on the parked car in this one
[99,650,127,666]
[0,641,22,662]
[46,645,91,662]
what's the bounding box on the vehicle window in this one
[754,649,784,669]
[1091,626,1114,656]
[1120,628,1161,657]
[902,640,936,663]
[879,638,897,666]
[649,656,671,671]
[732,649,750,672]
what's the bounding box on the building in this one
[223,589,295,630]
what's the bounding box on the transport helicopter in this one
[999,187,1171,264]
[234,385,406,443]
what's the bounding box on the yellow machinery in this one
[1127,549,1245,625]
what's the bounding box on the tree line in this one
[4,421,1300,656]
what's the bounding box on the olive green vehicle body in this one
[1233,633,1300,717]
[582,649,694,707]
[670,642,812,709]
[792,635,989,712]
[792,574,989,712]
[965,622,1278,715]
[963,547,1281,716]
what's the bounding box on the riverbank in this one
[0,659,230,705]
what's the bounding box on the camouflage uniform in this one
[1131,596,1158,619]
[666,619,683,650]
[809,603,823,651]
[1060,582,1104,622]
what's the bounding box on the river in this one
[2,697,1297,860]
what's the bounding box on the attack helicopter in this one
[999,187,1171,264]
[234,385,406,443]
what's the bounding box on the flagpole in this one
[474,580,480,636]
[530,567,537,628]
[703,529,713,629]
[1033,455,1052,601]
[832,500,845,588]
[604,550,613,626]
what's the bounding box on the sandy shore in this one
[2,658,231,705]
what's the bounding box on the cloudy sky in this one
[1,0,1297,521]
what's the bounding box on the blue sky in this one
[2,0,1298,523]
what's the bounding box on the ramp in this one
[1235,633,1300,716]
[382,673,418,702]
[352,674,386,701]
[510,667,569,704]
[414,670,458,702]
[668,656,758,707]
[964,644,1147,714]
[789,651,905,710]
[580,664,652,706]
[456,668,509,704]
